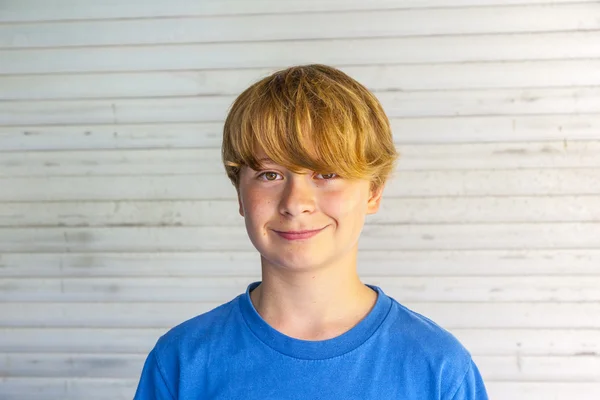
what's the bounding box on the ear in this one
[366,184,385,215]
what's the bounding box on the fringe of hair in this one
[222,64,399,190]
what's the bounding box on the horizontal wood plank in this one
[411,302,600,329]
[485,382,600,400]
[2,169,599,201]
[2,276,600,302]
[0,249,600,278]
[1,302,598,328]
[2,115,599,151]
[452,329,600,357]
[2,0,598,398]
[2,32,599,74]
[2,196,599,227]
[3,378,599,400]
[477,355,600,382]
[2,249,599,277]
[0,377,135,400]
[2,353,600,381]
[3,87,600,125]
[0,123,224,150]
[375,196,600,224]
[0,353,145,379]
[2,327,598,356]
[2,5,599,49]
[1,223,600,252]
[2,60,600,100]
[1,0,595,22]
[0,328,162,354]
[2,142,600,177]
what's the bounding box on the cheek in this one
[241,188,274,221]
[320,186,368,216]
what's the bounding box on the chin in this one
[261,252,331,272]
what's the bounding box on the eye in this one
[315,173,338,180]
[257,171,282,181]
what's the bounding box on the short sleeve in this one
[133,349,175,400]
[448,359,489,400]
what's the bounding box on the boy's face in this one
[237,148,384,272]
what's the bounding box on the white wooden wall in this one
[1,1,599,399]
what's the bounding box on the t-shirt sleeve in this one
[448,358,489,400]
[133,349,175,400]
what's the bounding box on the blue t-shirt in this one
[134,281,488,399]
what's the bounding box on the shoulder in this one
[134,296,243,399]
[389,299,469,358]
[386,299,479,397]
[152,295,241,365]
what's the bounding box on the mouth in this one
[272,226,327,241]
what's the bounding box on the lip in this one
[273,226,327,240]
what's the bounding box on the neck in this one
[250,249,378,341]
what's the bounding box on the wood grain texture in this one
[2,115,599,151]
[2,276,600,302]
[2,352,599,381]
[2,141,600,177]
[2,223,600,252]
[485,382,600,400]
[2,327,598,356]
[2,378,599,400]
[0,378,136,400]
[2,249,599,277]
[2,60,600,100]
[2,4,599,49]
[3,169,599,201]
[1,302,599,328]
[1,196,599,227]
[2,32,600,74]
[3,87,600,125]
[2,2,599,399]
[1,0,597,21]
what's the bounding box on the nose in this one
[279,175,316,217]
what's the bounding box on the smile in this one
[273,226,327,241]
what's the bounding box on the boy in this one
[134,64,488,399]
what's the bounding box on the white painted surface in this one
[0,1,599,399]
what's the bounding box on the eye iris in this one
[321,173,335,179]
[265,172,277,180]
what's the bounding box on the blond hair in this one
[221,64,398,190]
